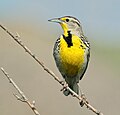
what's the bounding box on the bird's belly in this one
[60,46,85,77]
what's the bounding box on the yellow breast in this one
[59,35,86,77]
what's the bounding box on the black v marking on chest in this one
[63,31,73,47]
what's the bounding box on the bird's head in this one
[48,16,83,37]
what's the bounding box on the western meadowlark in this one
[49,16,90,96]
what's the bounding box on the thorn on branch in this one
[32,54,36,58]
[32,100,35,106]
[97,111,104,115]
[13,94,26,102]
[15,32,20,38]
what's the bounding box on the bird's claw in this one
[60,80,65,85]
[60,81,68,91]
[79,93,89,107]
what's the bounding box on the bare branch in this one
[0,24,103,115]
[1,67,40,115]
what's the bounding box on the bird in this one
[48,16,90,96]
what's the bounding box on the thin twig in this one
[1,67,40,115]
[0,24,103,115]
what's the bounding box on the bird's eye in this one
[66,19,69,22]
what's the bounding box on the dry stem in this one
[1,67,40,115]
[0,24,103,115]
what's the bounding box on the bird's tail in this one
[63,83,79,96]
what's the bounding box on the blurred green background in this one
[0,0,120,115]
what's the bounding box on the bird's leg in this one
[80,93,86,107]
[79,87,89,107]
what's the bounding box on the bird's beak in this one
[48,18,62,23]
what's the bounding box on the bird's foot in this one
[60,81,68,92]
[59,80,65,85]
[79,93,89,107]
